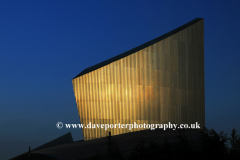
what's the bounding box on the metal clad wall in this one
[72,19,204,141]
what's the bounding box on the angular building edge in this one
[73,18,203,79]
[72,18,205,140]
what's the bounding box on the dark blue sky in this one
[1,0,240,159]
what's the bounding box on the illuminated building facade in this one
[72,18,204,141]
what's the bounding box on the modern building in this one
[72,18,204,141]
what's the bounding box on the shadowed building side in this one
[10,132,73,160]
[72,18,204,141]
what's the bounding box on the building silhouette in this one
[72,18,204,141]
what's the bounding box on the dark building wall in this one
[72,19,204,141]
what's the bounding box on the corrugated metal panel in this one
[72,19,204,140]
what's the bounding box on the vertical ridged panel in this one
[72,19,205,140]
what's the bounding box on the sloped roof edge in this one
[73,18,203,79]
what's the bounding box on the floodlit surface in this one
[72,18,204,140]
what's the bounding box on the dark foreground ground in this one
[10,128,240,160]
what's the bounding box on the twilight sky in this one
[1,0,240,159]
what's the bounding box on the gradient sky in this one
[1,0,240,159]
